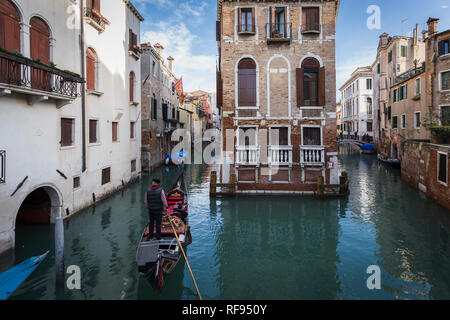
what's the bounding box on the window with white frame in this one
[238,127,257,146]
[438,152,448,185]
[366,78,372,90]
[302,127,321,145]
[414,112,421,129]
[441,70,450,91]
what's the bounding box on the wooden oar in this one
[164,213,202,300]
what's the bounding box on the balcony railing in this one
[301,23,321,34]
[268,145,293,166]
[236,146,260,166]
[84,8,110,32]
[0,50,82,98]
[266,23,292,42]
[300,146,325,166]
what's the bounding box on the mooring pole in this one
[55,207,65,286]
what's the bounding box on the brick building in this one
[216,0,341,193]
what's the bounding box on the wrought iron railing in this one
[302,23,321,33]
[393,63,426,86]
[0,51,82,97]
[84,7,107,30]
[266,23,292,41]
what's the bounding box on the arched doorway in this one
[16,186,61,225]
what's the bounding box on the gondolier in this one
[145,178,168,241]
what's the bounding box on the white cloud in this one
[142,21,216,93]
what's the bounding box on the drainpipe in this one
[80,0,87,172]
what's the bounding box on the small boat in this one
[360,144,376,155]
[136,173,192,293]
[164,150,187,166]
[377,153,401,169]
[0,251,49,300]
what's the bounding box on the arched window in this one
[238,58,256,107]
[0,0,21,52]
[297,57,325,106]
[30,17,50,63]
[86,48,97,90]
[129,71,135,102]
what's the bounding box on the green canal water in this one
[1,145,450,300]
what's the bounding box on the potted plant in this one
[272,29,280,38]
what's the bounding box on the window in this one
[438,39,450,56]
[238,127,257,146]
[86,0,101,11]
[0,150,5,184]
[129,29,138,51]
[392,116,398,128]
[30,17,50,90]
[401,45,408,57]
[302,127,321,146]
[270,127,289,145]
[438,152,448,185]
[101,167,110,185]
[393,89,398,102]
[131,160,136,172]
[0,0,21,52]
[367,121,373,132]
[401,114,406,129]
[151,96,157,120]
[388,50,392,63]
[416,78,421,96]
[89,119,98,143]
[366,79,372,90]
[377,63,380,74]
[130,122,135,139]
[61,118,75,147]
[441,71,450,91]
[73,176,80,189]
[112,122,118,142]
[298,57,324,106]
[86,48,97,90]
[238,8,254,32]
[302,7,320,32]
[269,7,288,38]
[441,106,450,126]
[367,97,372,115]
[162,102,168,120]
[237,58,257,107]
[129,72,135,102]
[415,112,421,129]
[388,106,392,120]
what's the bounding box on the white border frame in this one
[234,5,259,42]
[439,69,450,92]
[439,105,450,125]
[300,124,323,146]
[298,4,323,43]
[437,151,448,186]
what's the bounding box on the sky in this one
[131,0,450,94]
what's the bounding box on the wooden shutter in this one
[133,33,137,47]
[129,73,134,102]
[279,128,288,146]
[438,41,445,56]
[93,0,100,12]
[251,8,255,32]
[129,29,133,48]
[112,122,118,141]
[89,120,97,143]
[318,67,325,106]
[238,8,242,32]
[86,0,93,9]
[102,167,110,185]
[130,122,135,139]
[86,48,96,90]
[30,17,50,63]
[296,68,304,107]
[0,1,21,52]
[61,119,73,146]
[216,21,221,41]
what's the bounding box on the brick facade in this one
[217,0,340,192]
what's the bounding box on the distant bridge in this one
[338,139,365,147]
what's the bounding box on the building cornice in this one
[123,0,145,22]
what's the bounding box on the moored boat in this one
[377,153,401,169]
[136,173,192,293]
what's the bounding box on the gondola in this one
[377,153,401,169]
[0,251,49,300]
[136,173,192,293]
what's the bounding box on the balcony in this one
[0,50,83,107]
[301,23,321,34]
[128,45,142,60]
[268,145,293,167]
[236,146,260,167]
[266,23,292,43]
[84,8,110,33]
[300,146,325,166]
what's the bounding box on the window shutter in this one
[238,8,242,32]
[296,68,304,107]
[86,0,93,9]
[112,122,118,141]
[318,67,325,106]
[302,8,307,27]
[133,33,137,47]
[129,73,134,102]
[438,41,445,56]
[129,29,133,48]
[89,120,97,143]
[251,8,255,32]
[93,0,100,12]
[86,49,96,90]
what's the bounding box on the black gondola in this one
[136,173,192,293]
[377,153,401,169]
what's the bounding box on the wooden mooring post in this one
[210,171,237,197]
[317,172,350,198]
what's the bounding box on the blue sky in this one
[132,0,450,94]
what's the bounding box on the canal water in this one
[1,145,450,300]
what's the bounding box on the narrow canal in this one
[1,145,450,300]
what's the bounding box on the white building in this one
[0,0,143,255]
[339,66,374,139]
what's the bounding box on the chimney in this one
[379,32,389,48]
[154,43,164,56]
[413,24,418,46]
[167,56,174,71]
[427,17,439,36]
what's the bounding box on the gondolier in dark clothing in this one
[144,178,168,240]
